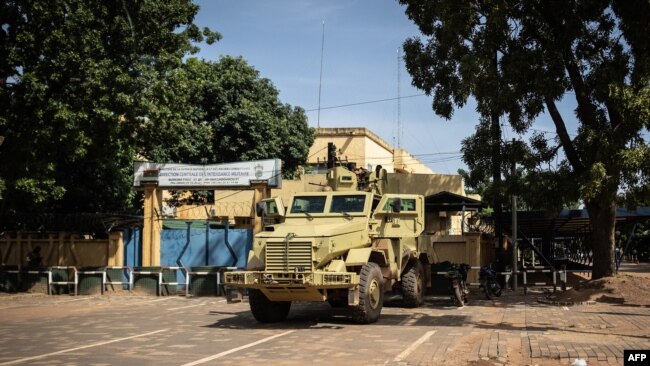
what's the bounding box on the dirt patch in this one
[546,273,650,306]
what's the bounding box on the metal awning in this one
[425,191,483,212]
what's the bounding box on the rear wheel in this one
[249,289,291,323]
[351,263,384,324]
[490,279,502,297]
[402,261,424,307]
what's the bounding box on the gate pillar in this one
[142,183,162,266]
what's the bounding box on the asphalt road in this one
[0,291,648,366]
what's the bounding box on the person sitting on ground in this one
[26,246,43,268]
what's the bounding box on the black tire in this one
[483,280,493,300]
[491,279,502,297]
[453,283,464,307]
[351,263,384,324]
[249,289,291,323]
[402,261,424,307]
[462,284,469,304]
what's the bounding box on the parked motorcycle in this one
[445,263,471,307]
[479,264,502,299]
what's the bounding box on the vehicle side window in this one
[330,195,366,213]
[267,200,278,215]
[290,196,326,213]
[383,198,416,212]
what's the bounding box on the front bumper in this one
[224,270,359,288]
[224,270,360,302]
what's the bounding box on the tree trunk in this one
[585,195,616,279]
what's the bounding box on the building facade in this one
[307,128,434,174]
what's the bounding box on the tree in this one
[400,0,650,278]
[138,56,314,178]
[0,0,218,214]
[205,57,313,178]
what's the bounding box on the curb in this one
[536,297,597,306]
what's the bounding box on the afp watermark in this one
[625,350,649,366]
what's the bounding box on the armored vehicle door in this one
[257,197,285,225]
[372,194,424,238]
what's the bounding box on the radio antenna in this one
[317,20,325,128]
[397,48,402,149]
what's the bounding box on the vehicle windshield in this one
[290,196,326,214]
[330,195,366,213]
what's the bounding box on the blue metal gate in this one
[160,222,253,285]
[123,227,142,268]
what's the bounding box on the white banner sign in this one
[133,159,282,188]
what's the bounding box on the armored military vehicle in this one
[224,158,438,324]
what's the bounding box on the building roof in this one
[501,207,650,239]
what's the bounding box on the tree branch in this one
[537,2,598,129]
[562,50,598,128]
[606,101,623,130]
[544,96,585,174]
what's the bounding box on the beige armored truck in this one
[224,165,437,324]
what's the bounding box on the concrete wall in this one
[309,128,396,172]
[430,233,495,283]
[393,148,434,174]
[308,128,435,174]
[387,173,464,196]
[0,232,124,267]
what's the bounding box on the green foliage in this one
[138,56,314,178]
[400,0,650,277]
[0,0,216,213]
[200,56,314,178]
[1,1,313,216]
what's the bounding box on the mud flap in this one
[226,287,245,303]
[348,286,359,306]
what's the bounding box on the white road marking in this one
[392,330,436,362]
[0,329,168,365]
[397,313,417,326]
[181,330,295,366]
[126,297,174,306]
[168,303,204,311]
[404,313,423,327]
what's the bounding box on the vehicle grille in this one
[265,241,312,272]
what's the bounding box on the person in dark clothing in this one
[26,246,43,268]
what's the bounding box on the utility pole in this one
[511,138,518,290]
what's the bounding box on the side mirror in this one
[391,198,401,213]
[256,202,267,217]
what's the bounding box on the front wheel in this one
[482,280,493,300]
[351,263,384,324]
[452,282,464,307]
[461,283,469,304]
[249,289,291,323]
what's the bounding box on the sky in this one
[192,0,567,175]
